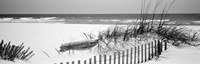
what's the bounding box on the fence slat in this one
[104,55,106,64]
[126,49,129,64]
[130,48,133,64]
[99,55,102,64]
[109,55,111,64]
[122,51,125,64]
[161,40,163,52]
[141,45,143,63]
[94,56,96,64]
[134,47,136,64]
[155,40,157,56]
[145,44,147,62]
[138,46,140,64]
[78,60,81,64]
[89,58,92,64]
[118,51,120,64]
[114,52,116,64]
[151,41,154,58]
[84,60,86,64]
[148,43,151,60]
[157,40,161,56]
[165,41,167,50]
[58,40,169,64]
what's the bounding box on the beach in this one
[0,23,200,64]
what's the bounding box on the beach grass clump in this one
[94,0,200,53]
[0,40,34,61]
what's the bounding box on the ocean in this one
[0,14,200,25]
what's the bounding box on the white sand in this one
[0,23,200,64]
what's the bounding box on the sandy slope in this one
[0,23,200,64]
[142,44,200,64]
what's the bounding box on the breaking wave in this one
[0,17,65,23]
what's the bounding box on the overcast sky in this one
[0,0,200,14]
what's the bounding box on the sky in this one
[0,0,200,14]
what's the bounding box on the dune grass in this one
[0,40,34,61]
[93,0,200,54]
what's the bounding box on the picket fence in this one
[55,40,167,64]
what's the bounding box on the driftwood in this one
[59,39,99,53]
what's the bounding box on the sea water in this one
[0,14,200,25]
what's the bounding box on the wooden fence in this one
[55,40,167,64]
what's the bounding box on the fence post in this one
[145,44,147,62]
[89,58,92,64]
[126,49,129,64]
[148,43,151,60]
[161,40,163,52]
[78,60,81,64]
[72,61,75,64]
[118,51,120,64]
[114,52,116,64]
[109,55,111,64]
[157,40,162,56]
[60,62,63,64]
[99,54,102,64]
[160,41,163,52]
[104,55,106,64]
[141,45,143,63]
[151,41,154,58]
[154,40,157,56]
[94,56,96,64]
[67,62,69,64]
[84,60,87,64]
[130,48,133,64]
[138,46,140,64]
[134,47,136,64]
[165,41,167,50]
[122,51,125,64]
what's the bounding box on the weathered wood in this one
[158,40,162,56]
[59,39,99,52]
[145,44,147,62]
[118,51,120,64]
[151,41,154,58]
[161,40,163,52]
[138,46,140,64]
[134,47,136,64]
[122,51,125,64]
[60,62,63,64]
[165,41,167,50]
[78,60,81,64]
[141,45,143,63]
[114,52,116,64]
[148,43,151,60]
[99,54,102,64]
[94,56,96,64]
[126,49,129,64]
[104,55,106,64]
[130,48,133,64]
[155,40,157,56]
[89,58,92,64]
[84,60,87,64]
[109,55,111,64]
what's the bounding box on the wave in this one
[0,17,65,23]
[99,19,121,22]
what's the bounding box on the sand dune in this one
[0,23,200,64]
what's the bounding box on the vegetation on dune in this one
[89,0,200,54]
[0,40,34,61]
